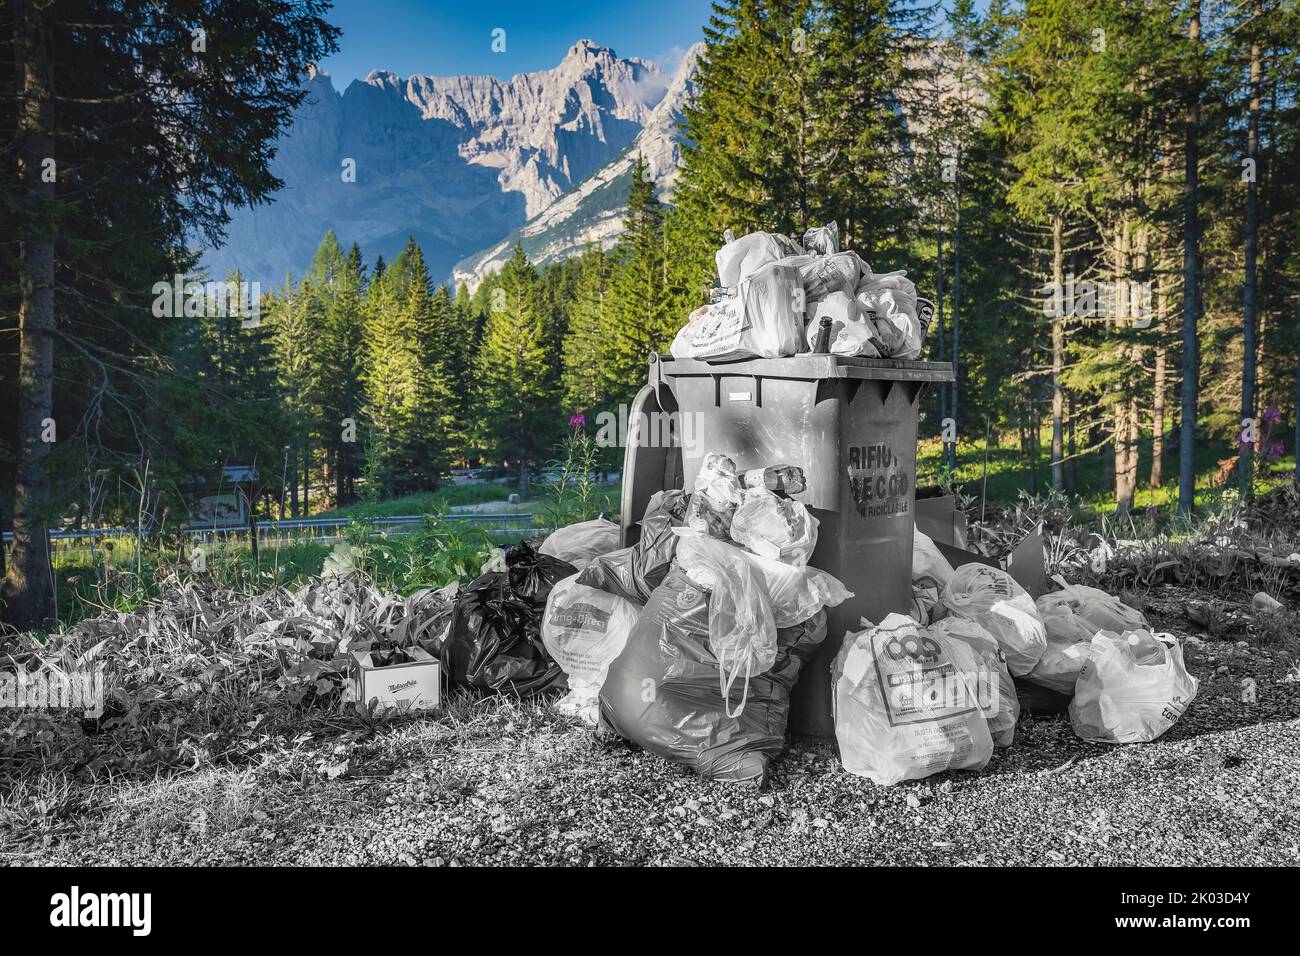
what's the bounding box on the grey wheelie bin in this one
[621,352,955,737]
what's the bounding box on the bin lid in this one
[653,354,955,383]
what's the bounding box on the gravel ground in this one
[8,593,1300,867]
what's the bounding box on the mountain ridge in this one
[201,40,678,286]
[452,42,703,290]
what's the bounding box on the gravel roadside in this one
[10,607,1300,867]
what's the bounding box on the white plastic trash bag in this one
[1069,630,1198,744]
[913,528,956,591]
[671,263,804,361]
[674,536,777,717]
[669,299,742,361]
[856,270,923,360]
[716,231,803,288]
[794,252,862,302]
[802,221,839,256]
[805,292,881,357]
[674,531,851,628]
[541,575,640,724]
[1029,585,1148,694]
[911,529,954,623]
[941,564,1047,677]
[736,262,805,353]
[1037,584,1148,634]
[1027,605,1096,694]
[833,613,993,785]
[538,517,621,570]
[931,616,1019,747]
[728,487,819,566]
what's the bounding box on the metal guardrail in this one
[3,512,540,545]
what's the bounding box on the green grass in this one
[52,539,334,628]
[43,513,549,629]
[917,430,1296,518]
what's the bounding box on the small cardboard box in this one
[349,646,440,712]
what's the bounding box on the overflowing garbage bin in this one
[621,351,954,736]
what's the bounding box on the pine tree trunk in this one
[1104,429,1115,493]
[1050,212,1065,492]
[1067,392,1077,494]
[950,181,962,466]
[1178,5,1203,516]
[1027,409,1038,496]
[1239,11,1261,497]
[302,445,311,516]
[335,442,346,505]
[936,231,948,469]
[1115,221,1139,516]
[1151,271,1168,488]
[2,0,58,631]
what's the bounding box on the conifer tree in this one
[562,244,610,414]
[472,245,560,475]
[603,157,674,406]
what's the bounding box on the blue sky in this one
[317,0,716,83]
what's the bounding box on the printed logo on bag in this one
[847,442,911,520]
[885,633,943,665]
[676,586,703,610]
[552,601,611,633]
[689,300,750,348]
[1161,695,1189,723]
[867,625,985,727]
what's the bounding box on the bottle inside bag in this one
[1127,629,1167,665]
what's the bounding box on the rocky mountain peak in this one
[202,41,691,288]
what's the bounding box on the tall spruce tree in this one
[472,245,559,474]
[0,0,337,628]
[562,244,611,414]
[603,158,673,406]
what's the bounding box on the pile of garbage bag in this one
[887,530,1200,775]
[567,465,848,782]
[670,224,934,362]
[593,485,850,781]
[436,490,1200,788]
[457,465,848,782]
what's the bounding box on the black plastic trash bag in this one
[577,490,688,605]
[598,564,827,784]
[441,541,576,697]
